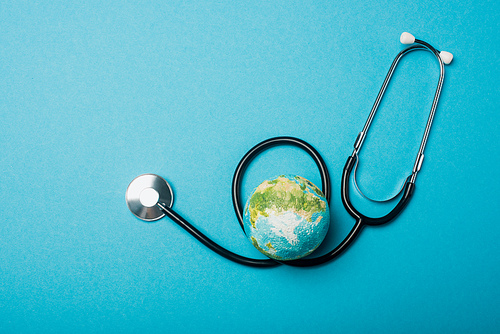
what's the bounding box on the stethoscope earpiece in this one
[400,32,416,44]
[439,51,453,65]
[126,174,174,221]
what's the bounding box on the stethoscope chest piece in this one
[126,174,174,221]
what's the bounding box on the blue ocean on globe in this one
[243,175,330,261]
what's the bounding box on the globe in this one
[243,175,330,261]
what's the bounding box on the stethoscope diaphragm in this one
[126,174,174,221]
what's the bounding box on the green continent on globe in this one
[243,175,330,261]
[246,175,326,228]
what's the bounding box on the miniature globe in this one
[243,175,330,261]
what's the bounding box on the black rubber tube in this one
[341,156,415,226]
[158,136,352,267]
[231,136,331,230]
[159,136,369,267]
[159,136,410,267]
[231,137,363,267]
[158,203,278,267]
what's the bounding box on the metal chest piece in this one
[126,174,174,221]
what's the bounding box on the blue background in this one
[1,1,498,333]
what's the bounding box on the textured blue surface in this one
[1,1,498,333]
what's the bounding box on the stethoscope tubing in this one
[232,136,360,267]
[232,136,331,229]
[157,202,279,267]
[152,38,448,268]
[158,136,365,268]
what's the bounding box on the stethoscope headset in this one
[126,32,453,267]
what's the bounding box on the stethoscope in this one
[126,32,453,267]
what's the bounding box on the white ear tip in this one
[439,51,453,65]
[400,32,415,44]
